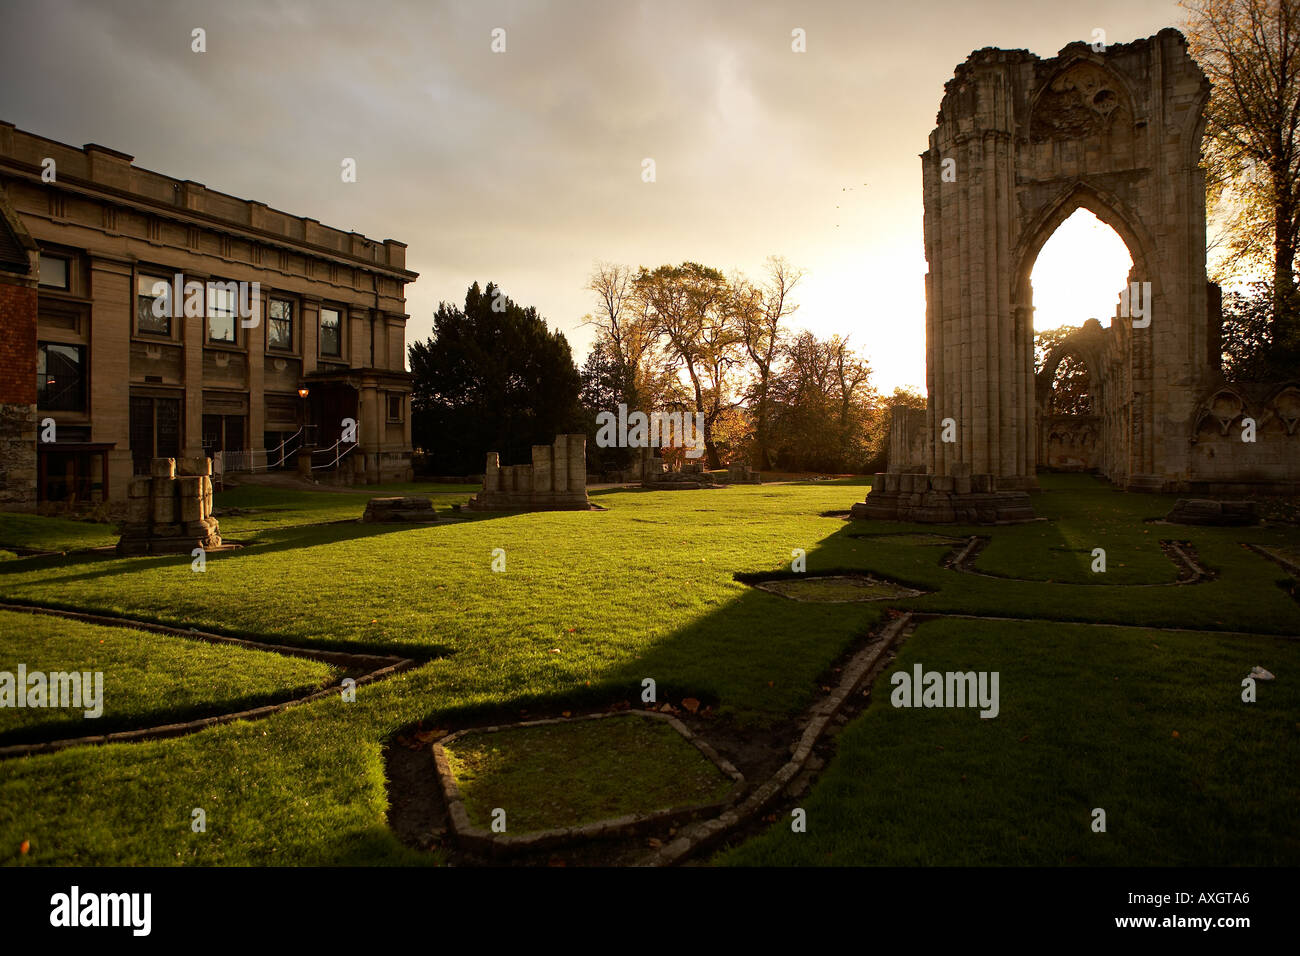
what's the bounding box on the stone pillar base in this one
[852,472,1037,524]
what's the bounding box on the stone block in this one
[532,445,553,493]
[150,458,176,478]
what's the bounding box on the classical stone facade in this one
[0,121,418,509]
[860,29,1299,523]
[468,435,591,511]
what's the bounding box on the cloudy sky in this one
[1,0,1189,390]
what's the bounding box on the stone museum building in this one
[0,121,417,510]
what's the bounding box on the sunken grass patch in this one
[444,715,736,833]
[718,617,1300,866]
[754,575,919,602]
[0,610,338,744]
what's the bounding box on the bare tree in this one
[736,255,804,469]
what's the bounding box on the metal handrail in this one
[310,437,358,471]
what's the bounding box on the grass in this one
[0,513,116,552]
[0,610,338,744]
[0,473,1295,866]
[443,715,736,832]
[717,617,1300,866]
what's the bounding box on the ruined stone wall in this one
[887,406,929,473]
[117,457,221,555]
[922,30,1212,492]
[468,434,590,511]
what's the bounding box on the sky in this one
[0,0,1190,391]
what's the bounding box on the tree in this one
[735,256,804,470]
[578,336,638,475]
[1183,0,1300,351]
[583,262,661,404]
[1220,280,1297,377]
[633,262,742,468]
[408,282,581,474]
[767,332,876,472]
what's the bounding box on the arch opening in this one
[1029,208,1133,334]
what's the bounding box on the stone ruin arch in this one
[925,29,1211,493]
[855,29,1300,522]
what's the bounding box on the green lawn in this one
[444,715,736,832]
[0,610,337,744]
[718,617,1300,866]
[0,513,116,553]
[0,474,1296,866]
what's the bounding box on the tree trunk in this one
[1274,195,1297,349]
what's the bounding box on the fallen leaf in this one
[1172,731,1180,738]
[681,698,700,714]
[548,648,561,654]
[561,711,571,718]
[1018,734,1030,743]
[647,838,662,848]
[19,840,29,855]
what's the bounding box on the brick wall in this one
[0,280,36,403]
[0,274,37,510]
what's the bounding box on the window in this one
[207,281,237,343]
[387,394,404,422]
[37,342,86,411]
[39,254,68,289]
[268,298,294,350]
[320,307,342,356]
[130,396,182,474]
[136,273,172,336]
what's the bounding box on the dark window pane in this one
[269,299,293,349]
[130,397,154,475]
[320,308,341,356]
[37,343,86,411]
[156,399,181,459]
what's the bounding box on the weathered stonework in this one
[860,30,1299,523]
[116,457,222,555]
[852,464,1036,524]
[0,404,37,511]
[468,434,591,510]
[361,496,437,522]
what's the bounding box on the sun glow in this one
[1030,209,1134,331]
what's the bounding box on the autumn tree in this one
[734,255,804,470]
[767,332,875,472]
[583,262,661,405]
[633,262,742,468]
[863,385,926,473]
[1183,0,1300,354]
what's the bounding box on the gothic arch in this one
[920,30,1212,491]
